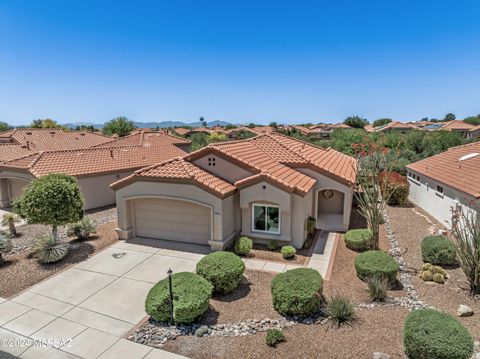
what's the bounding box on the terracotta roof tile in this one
[407,142,480,198]
[440,120,475,131]
[94,130,190,148]
[0,144,34,162]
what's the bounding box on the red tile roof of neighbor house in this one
[373,121,418,132]
[406,141,480,198]
[112,133,357,197]
[94,130,190,148]
[440,120,475,131]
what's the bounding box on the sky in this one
[1,0,480,126]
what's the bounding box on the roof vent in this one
[459,153,479,161]
[26,131,32,135]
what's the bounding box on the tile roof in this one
[373,121,417,132]
[469,125,480,133]
[0,144,35,162]
[0,144,187,178]
[94,130,190,148]
[111,158,237,197]
[407,142,480,198]
[440,120,475,131]
[112,133,357,197]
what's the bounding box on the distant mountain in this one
[63,122,103,129]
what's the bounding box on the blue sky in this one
[1,0,480,126]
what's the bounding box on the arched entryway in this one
[316,188,345,231]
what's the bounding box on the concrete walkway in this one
[307,231,337,278]
[0,239,202,359]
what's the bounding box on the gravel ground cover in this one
[387,204,480,338]
[248,243,311,265]
[0,220,118,298]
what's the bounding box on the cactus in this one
[421,270,433,281]
[432,273,445,284]
[421,263,432,271]
[431,265,446,276]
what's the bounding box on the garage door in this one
[133,198,211,245]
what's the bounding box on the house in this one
[225,127,258,140]
[406,142,480,228]
[371,121,417,133]
[467,125,480,139]
[437,120,475,137]
[112,133,357,251]
[406,120,435,128]
[0,130,190,210]
[173,127,215,138]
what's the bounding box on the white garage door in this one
[133,198,211,245]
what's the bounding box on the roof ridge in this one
[133,156,184,175]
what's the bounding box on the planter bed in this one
[0,220,118,298]
[247,243,311,265]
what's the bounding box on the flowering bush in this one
[379,171,409,205]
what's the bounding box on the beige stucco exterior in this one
[193,154,253,183]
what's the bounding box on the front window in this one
[252,204,280,234]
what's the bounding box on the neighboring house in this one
[437,120,475,137]
[467,125,480,139]
[407,120,435,128]
[371,121,417,133]
[112,133,357,251]
[225,127,258,140]
[0,130,190,210]
[406,142,480,228]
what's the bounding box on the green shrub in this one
[145,272,213,324]
[0,234,13,265]
[366,276,388,302]
[32,234,69,264]
[354,250,399,283]
[265,329,285,347]
[234,237,252,256]
[421,236,457,266]
[403,309,474,359]
[271,268,323,317]
[67,217,97,240]
[196,251,245,294]
[267,240,279,251]
[327,295,354,326]
[380,171,409,206]
[344,229,372,251]
[281,245,296,259]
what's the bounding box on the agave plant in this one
[67,217,97,240]
[1,212,21,237]
[32,234,69,264]
[0,233,13,265]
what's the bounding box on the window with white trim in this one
[436,185,444,195]
[252,204,280,234]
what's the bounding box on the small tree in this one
[443,113,456,122]
[373,118,392,128]
[102,116,135,137]
[450,204,480,294]
[344,116,368,129]
[1,213,21,237]
[13,174,84,239]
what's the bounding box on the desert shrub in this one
[403,309,474,359]
[354,250,399,283]
[67,217,97,240]
[366,276,388,301]
[281,245,296,259]
[234,236,252,256]
[0,234,13,265]
[271,268,323,317]
[306,216,316,237]
[196,251,245,294]
[344,229,372,251]
[267,240,279,251]
[421,236,456,266]
[327,295,354,326]
[145,272,213,324]
[265,329,285,347]
[379,171,409,205]
[32,234,69,264]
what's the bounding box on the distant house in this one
[406,142,480,228]
[112,133,357,251]
[425,120,476,137]
[225,127,263,140]
[407,120,435,128]
[0,130,189,210]
[371,121,417,133]
[302,123,352,138]
[468,125,480,139]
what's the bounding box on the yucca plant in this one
[327,294,354,327]
[32,234,69,264]
[1,212,21,237]
[366,276,388,302]
[67,217,97,240]
[0,233,13,265]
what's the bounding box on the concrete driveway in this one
[0,238,209,359]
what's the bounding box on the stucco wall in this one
[78,172,131,210]
[0,170,35,207]
[407,170,476,228]
[194,154,253,183]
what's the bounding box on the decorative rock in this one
[195,325,209,337]
[373,353,391,359]
[457,305,474,317]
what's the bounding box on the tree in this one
[344,116,368,129]
[269,122,278,129]
[443,113,456,122]
[1,213,21,237]
[247,123,257,129]
[463,115,480,126]
[200,117,207,127]
[373,118,392,128]
[102,116,135,137]
[207,133,227,143]
[75,125,98,132]
[13,174,84,239]
[30,119,65,129]
[0,122,12,132]
[190,133,209,151]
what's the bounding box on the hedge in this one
[404,309,474,359]
[421,236,457,266]
[145,272,213,324]
[354,250,399,283]
[344,229,372,251]
[271,268,323,317]
[196,251,245,294]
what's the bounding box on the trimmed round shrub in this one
[271,268,323,317]
[234,236,252,256]
[145,272,213,324]
[404,309,474,359]
[196,251,245,294]
[267,240,279,251]
[421,236,456,266]
[281,245,296,259]
[344,229,372,251]
[354,250,399,283]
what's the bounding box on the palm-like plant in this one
[1,212,21,237]
[67,217,97,240]
[32,234,69,264]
